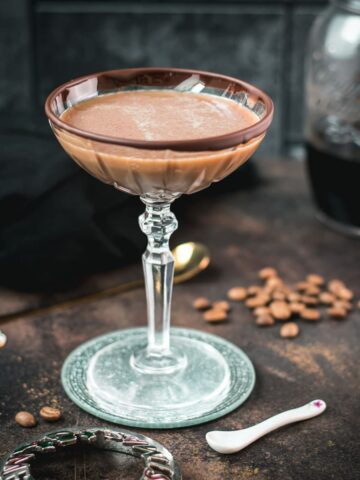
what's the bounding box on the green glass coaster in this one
[62,327,255,429]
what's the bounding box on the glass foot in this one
[62,328,255,428]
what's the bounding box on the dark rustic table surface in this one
[0,159,359,480]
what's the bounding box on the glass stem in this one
[139,197,178,357]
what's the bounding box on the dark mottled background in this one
[1,0,327,156]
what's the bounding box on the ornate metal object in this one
[0,427,181,480]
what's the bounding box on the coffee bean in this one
[333,300,352,311]
[247,285,263,296]
[203,309,227,323]
[259,267,278,280]
[304,285,321,296]
[270,301,292,321]
[306,274,325,286]
[328,279,345,294]
[319,292,336,305]
[256,314,275,326]
[227,287,247,301]
[300,309,321,321]
[327,306,347,319]
[337,287,354,301]
[15,411,37,428]
[40,406,62,422]
[296,281,312,292]
[254,306,271,316]
[272,290,286,301]
[280,322,299,338]
[302,295,319,305]
[266,277,283,290]
[289,302,305,314]
[213,301,231,312]
[245,294,270,309]
[193,297,211,310]
[287,292,301,303]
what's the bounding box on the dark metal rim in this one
[0,427,181,480]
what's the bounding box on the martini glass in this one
[45,68,273,428]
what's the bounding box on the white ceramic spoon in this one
[206,399,326,454]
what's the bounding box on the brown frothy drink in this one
[57,90,265,196]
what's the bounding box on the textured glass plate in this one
[62,327,255,429]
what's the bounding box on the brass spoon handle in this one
[0,278,144,325]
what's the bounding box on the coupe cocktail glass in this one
[45,68,273,428]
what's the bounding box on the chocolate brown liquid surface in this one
[57,90,264,196]
[61,90,258,142]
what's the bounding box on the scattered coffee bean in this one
[193,297,211,310]
[259,267,278,280]
[203,309,227,323]
[40,406,62,422]
[272,290,286,301]
[280,322,299,338]
[306,274,325,286]
[337,287,354,301]
[319,292,336,305]
[300,309,321,321]
[327,306,347,319]
[266,277,283,290]
[289,302,305,314]
[227,287,247,301]
[333,300,352,311]
[296,281,312,292]
[302,295,319,306]
[213,301,231,312]
[287,292,301,303]
[270,301,291,321]
[15,411,37,428]
[253,306,271,317]
[245,294,270,308]
[304,285,321,296]
[247,285,263,296]
[193,270,356,338]
[328,279,345,294]
[256,314,275,326]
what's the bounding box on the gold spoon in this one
[0,242,210,325]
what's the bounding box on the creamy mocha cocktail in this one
[57,90,264,195]
[46,68,273,428]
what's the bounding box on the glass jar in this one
[305,0,360,235]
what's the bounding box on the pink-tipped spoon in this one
[206,399,327,454]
